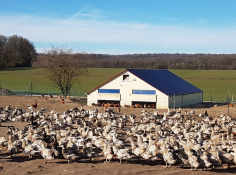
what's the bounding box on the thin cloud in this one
[68,9,105,20]
[0,13,236,54]
[67,6,115,20]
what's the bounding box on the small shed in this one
[86,69,203,108]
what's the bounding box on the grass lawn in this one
[1,67,236,102]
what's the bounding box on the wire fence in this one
[1,91,233,104]
[0,80,86,98]
[0,81,235,104]
[0,89,86,97]
[203,92,235,104]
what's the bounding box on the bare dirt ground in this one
[1,95,236,175]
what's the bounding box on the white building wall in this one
[87,71,169,108]
[87,75,123,105]
[87,89,98,105]
[101,76,123,89]
[131,94,156,102]
[156,93,169,109]
[97,93,121,100]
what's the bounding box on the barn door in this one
[120,81,132,106]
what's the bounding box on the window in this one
[98,89,120,93]
[123,75,129,81]
[132,90,156,95]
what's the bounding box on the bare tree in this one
[37,46,92,96]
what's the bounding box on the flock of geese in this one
[1,104,236,171]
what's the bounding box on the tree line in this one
[87,53,236,70]
[0,35,37,68]
[34,53,236,70]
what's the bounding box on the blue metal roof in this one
[127,69,203,96]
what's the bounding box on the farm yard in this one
[1,96,236,175]
[2,1,236,175]
[1,68,236,175]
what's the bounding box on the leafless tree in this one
[36,46,92,96]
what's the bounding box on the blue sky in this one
[1,0,236,54]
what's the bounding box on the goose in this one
[66,136,77,149]
[41,141,54,163]
[130,114,136,125]
[60,127,71,137]
[160,147,176,167]
[81,127,90,138]
[188,151,200,170]
[126,137,143,161]
[7,135,20,157]
[111,119,118,127]
[73,136,85,149]
[23,141,42,158]
[153,110,159,117]
[174,149,189,167]
[139,146,152,160]
[166,108,174,116]
[27,105,33,111]
[198,149,212,170]
[103,130,113,142]
[12,108,18,115]
[83,141,100,162]
[139,146,158,163]
[5,105,11,111]
[0,137,7,148]
[176,107,181,114]
[112,132,124,149]
[231,146,236,165]
[182,144,199,170]
[190,109,195,115]
[50,145,60,159]
[218,146,234,169]
[199,113,203,117]
[163,112,167,121]
[111,143,132,163]
[102,142,114,163]
[59,144,79,164]
[208,146,222,168]
[148,140,158,157]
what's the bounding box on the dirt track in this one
[1,95,236,175]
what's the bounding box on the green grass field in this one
[0,67,123,96]
[0,67,236,102]
[170,70,236,102]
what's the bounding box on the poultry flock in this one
[1,105,236,171]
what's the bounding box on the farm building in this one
[86,69,203,108]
